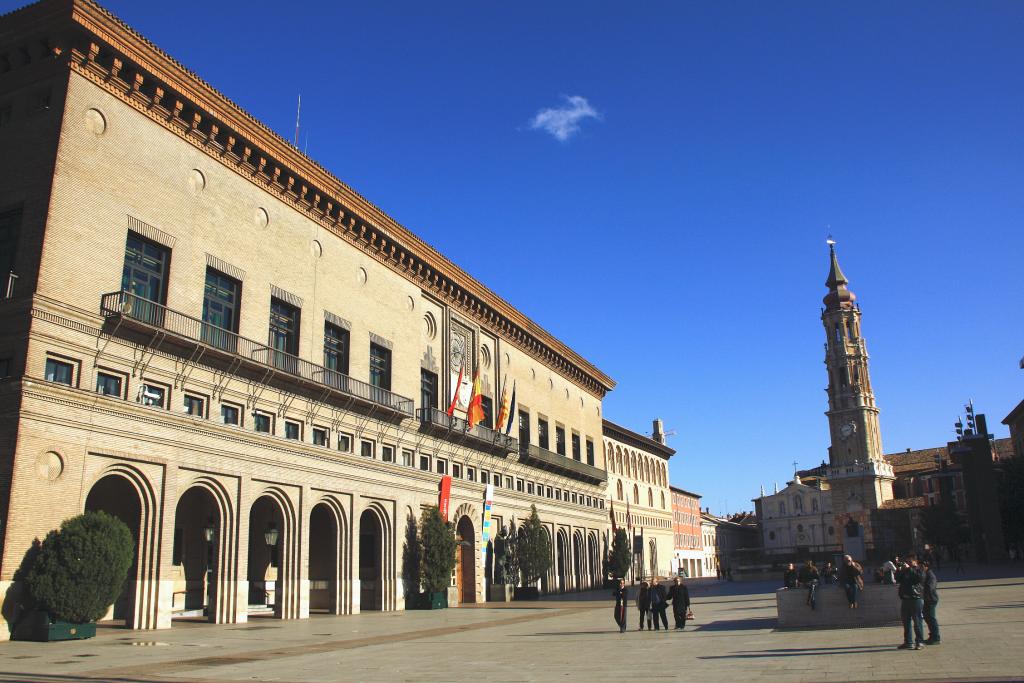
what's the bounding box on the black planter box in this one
[410,591,447,610]
[514,586,540,601]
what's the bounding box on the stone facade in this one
[0,0,614,637]
[753,477,841,558]
[603,419,674,579]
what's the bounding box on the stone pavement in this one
[1,567,1022,683]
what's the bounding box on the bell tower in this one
[821,240,893,556]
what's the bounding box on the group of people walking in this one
[612,577,691,633]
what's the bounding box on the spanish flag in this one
[466,360,485,428]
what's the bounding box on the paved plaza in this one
[1,568,1022,683]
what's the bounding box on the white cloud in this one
[529,95,601,142]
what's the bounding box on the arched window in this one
[812,499,819,513]
[795,496,803,513]
[648,488,653,507]
[631,454,638,480]
[617,480,623,500]
[661,491,666,509]
[779,501,786,515]
[633,484,639,504]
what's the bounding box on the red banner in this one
[439,475,452,521]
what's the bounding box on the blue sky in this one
[17,0,1022,515]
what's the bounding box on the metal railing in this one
[520,442,608,484]
[417,406,518,454]
[100,291,415,416]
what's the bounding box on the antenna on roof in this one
[294,93,301,147]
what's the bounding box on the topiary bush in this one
[609,527,632,579]
[24,511,134,623]
[516,505,551,587]
[418,506,456,594]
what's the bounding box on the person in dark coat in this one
[896,556,925,650]
[783,563,798,589]
[637,581,652,630]
[650,578,669,630]
[799,560,821,609]
[822,561,838,585]
[667,576,691,630]
[612,578,628,633]
[922,560,940,645]
[840,554,864,608]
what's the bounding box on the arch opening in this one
[456,516,476,604]
[359,508,384,611]
[85,474,141,625]
[172,486,221,621]
[248,495,286,617]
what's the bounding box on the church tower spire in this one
[820,240,893,543]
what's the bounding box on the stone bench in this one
[776,583,900,629]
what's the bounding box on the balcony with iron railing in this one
[100,291,415,418]
[519,442,607,485]
[417,406,518,457]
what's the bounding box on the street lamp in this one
[264,522,279,567]
[203,518,216,543]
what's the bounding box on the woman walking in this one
[612,578,628,633]
[637,581,652,630]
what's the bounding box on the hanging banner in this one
[480,484,494,567]
[438,475,452,521]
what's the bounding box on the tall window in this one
[538,418,549,450]
[0,206,22,291]
[369,343,391,391]
[586,438,595,466]
[202,268,240,350]
[421,369,438,412]
[269,297,300,372]
[518,410,530,450]
[571,433,581,461]
[555,426,566,456]
[323,322,349,375]
[122,232,169,324]
[481,396,493,430]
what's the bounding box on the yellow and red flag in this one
[466,359,485,428]
[494,375,510,433]
[446,357,464,417]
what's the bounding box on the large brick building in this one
[669,486,703,578]
[0,0,618,636]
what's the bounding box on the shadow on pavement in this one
[698,645,894,660]
[694,617,777,631]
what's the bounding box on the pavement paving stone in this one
[0,567,1020,682]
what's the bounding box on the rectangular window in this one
[382,445,395,463]
[480,396,493,430]
[419,455,430,472]
[571,432,581,461]
[546,486,553,498]
[360,439,375,458]
[45,358,74,386]
[421,369,438,412]
[586,438,595,466]
[453,463,462,479]
[554,489,561,501]
[436,459,447,475]
[269,297,300,371]
[254,411,272,433]
[312,427,329,447]
[493,475,502,488]
[467,467,476,482]
[95,371,123,398]
[0,206,22,287]
[402,448,414,467]
[202,268,240,350]
[518,410,530,451]
[284,420,301,440]
[183,394,206,418]
[139,382,166,408]
[505,476,513,489]
[369,343,391,391]
[481,471,490,486]
[0,358,10,378]
[516,479,524,492]
[537,417,549,450]
[527,482,535,495]
[324,321,350,376]
[555,425,566,456]
[122,232,169,324]
[221,403,241,426]
[337,432,353,453]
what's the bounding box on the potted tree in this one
[514,505,551,600]
[15,511,134,641]
[609,528,632,582]
[416,506,456,610]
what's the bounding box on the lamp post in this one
[264,521,279,567]
[202,518,216,615]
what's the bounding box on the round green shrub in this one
[24,511,134,623]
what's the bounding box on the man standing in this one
[922,560,940,645]
[783,563,798,589]
[649,577,669,631]
[896,555,925,650]
[667,577,691,630]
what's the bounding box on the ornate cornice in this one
[1,0,614,398]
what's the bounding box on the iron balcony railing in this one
[417,406,518,455]
[100,291,415,417]
[520,442,608,484]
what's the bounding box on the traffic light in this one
[965,400,976,434]
[954,417,964,440]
